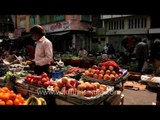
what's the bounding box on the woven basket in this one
[3,55,21,65]
[15,82,29,89]
[81,75,121,86]
[81,71,129,86]
[54,86,114,105]
[15,86,28,96]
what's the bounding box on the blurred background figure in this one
[103,43,109,54]
[135,38,149,72]
[107,44,115,55]
[78,47,88,58]
[150,38,160,76]
[26,44,35,60]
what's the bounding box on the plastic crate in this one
[52,70,64,79]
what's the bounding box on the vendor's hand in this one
[27,61,35,65]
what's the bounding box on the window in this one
[0,24,2,32]
[131,19,134,28]
[29,15,36,26]
[117,21,119,29]
[141,18,144,28]
[137,18,140,28]
[135,18,137,28]
[128,19,131,28]
[55,15,65,21]
[49,15,54,23]
[114,21,116,29]
[40,15,47,25]
[20,19,25,28]
[81,15,91,22]
[108,21,111,30]
[144,18,147,28]
[108,19,124,30]
[128,17,147,29]
[121,20,124,29]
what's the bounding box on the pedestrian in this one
[135,38,148,72]
[107,44,115,55]
[28,25,53,75]
[150,38,160,76]
[78,47,88,58]
[103,43,109,54]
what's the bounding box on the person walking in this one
[135,38,148,72]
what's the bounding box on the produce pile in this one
[83,60,123,81]
[47,77,110,98]
[2,71,16,83]
[9,64,24,73]
[24,72,54,88]
[24,96,47,105]
[65,67,85,79]
[0,87,25,105]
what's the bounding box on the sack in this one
[141,61,148,72]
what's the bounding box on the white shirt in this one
[33,36,53,66]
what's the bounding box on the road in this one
[123,88,157,105]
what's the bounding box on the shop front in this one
[43,20,92,53]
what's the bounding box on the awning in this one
[47,31,70,36]
[149,28,160,34]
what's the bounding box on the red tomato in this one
[41,72,48,78]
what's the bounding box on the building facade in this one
[92,15,151,53]
[15,15,92,53]
[0,15,14,39]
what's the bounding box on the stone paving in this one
[123,88,157,105]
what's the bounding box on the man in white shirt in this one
[29,25,53,75]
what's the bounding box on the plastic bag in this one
[141,61,148,72]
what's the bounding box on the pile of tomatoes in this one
[0,87,25,105]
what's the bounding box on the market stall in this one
[0,55,129,105]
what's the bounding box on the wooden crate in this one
[15,86,28,97]
[104,91,124,105]
[55,98,74,105]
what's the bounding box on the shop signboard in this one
[44,20,71,33]
[13,28,25,38]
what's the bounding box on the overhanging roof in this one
[149,28,160,34]
[48,31,70,36]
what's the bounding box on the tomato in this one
[16,93,22,99]
[41,72,48,78]
[34,76,42,79]
[9,90,14,94]
[0,100,5,105]
[45,77,50,81]
[18,97,25,104]
[1,93,10,102]
[6,100,13,105]
[0,93,4,99]
[0,89,5,93]
[42,78,47,82]
[2,87,9,92]
[26,74,32,78]
[9,93,16,101]
[13,98,20,105]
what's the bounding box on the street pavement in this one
[123,88,157,105]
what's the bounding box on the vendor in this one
[28,25,53,75]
